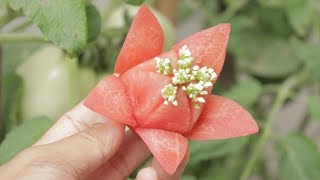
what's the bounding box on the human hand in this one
[0,103,189,180]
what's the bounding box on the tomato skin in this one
[114,5,164,74]
[17,46,97,121]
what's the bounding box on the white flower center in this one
[154,45,217,108]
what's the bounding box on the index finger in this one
[35,102,107,145]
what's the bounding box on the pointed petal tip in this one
[220,23,231,30]
[250,120,259,134]
[236,115,259,138]
[186,95,259,140]
[140,3,150,9]
[114,2,164,74]
[171,22,231,78]
[135,128,188,175]
[215,23,231,37]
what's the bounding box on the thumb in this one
[36,121,125,178]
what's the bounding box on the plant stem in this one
[0,33,47,43]
[66,56,80,107]
[240,69,310,180]
[262,84,281,94]
[297,114,310,132]
[0,47,3,142]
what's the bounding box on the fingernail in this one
[136,167,158,180]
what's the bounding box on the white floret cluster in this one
[172,68,192,85]
[178,45,193,69]
[154,45,217,108]
[161,84,178,106]
[154,57,172,75]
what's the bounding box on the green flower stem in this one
[240,68,310,180]
[0,33,48,43]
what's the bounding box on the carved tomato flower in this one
[84,5,259,174]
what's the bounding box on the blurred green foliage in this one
[2,43,41,75]
[278,134,320,180]
[308,95,320,121]
[223,78,262,108]
[2,73,23,133]
[180,0,320,179]
[125,0,146,6]
[86,3,102,42]
[1,0,320,179]
[7,0,88,54]
[0,116,53,164]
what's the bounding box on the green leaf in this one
[285,0,314,36]
[248,39,301,78]
[199,163,233,180]
[223,78,262,108]
[0,0,7,8]
[189,137,248,165]
[2,73,23,133]
[290,38,320,81]
[308,95,320,121]
[86,3,101,42]
[223,0,249,15]
[192,150,248,180]
[278,134,320,180]
[180,175,197,180]
[125,0,146,6]
[2,43,42,75]
[258,0,284,8]
[8,0,87,54]
[228,30,272,64]
[258,7,292,37]
[0,116,53,164]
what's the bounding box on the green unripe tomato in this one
[78,67,98,98]
[17,46,98,121]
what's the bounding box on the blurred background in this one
[1,0,320,179]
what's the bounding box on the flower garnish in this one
[156,45,217,108]
[154,57,172,75]
[161,84,178,106]
[84,4,259,175]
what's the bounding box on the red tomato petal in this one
[114,5,164,74]
[142,88,191,133]
[186,95,259,140]
[120,71,171,125]
[83,75,136,126]
[171,23,230,77]
[135,128,188,174]
[186,94,209,130]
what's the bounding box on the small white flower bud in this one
[200,91,208,95]
[193,65,199,70]
[173,101,178,106]
[197,97,206,103]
